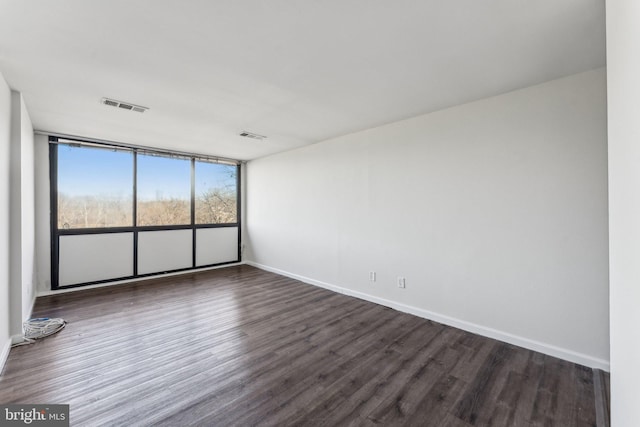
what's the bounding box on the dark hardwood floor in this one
[0,265,606,426]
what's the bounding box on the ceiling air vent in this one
[101,98,148,113]
[239,131,267,141]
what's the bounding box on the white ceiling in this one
[0,0,605,160]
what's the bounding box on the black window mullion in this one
[49,139,60,289]
[133,151,138,276]
[237,164,242,261]
[191,158,196,268]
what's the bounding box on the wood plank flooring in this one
[0,265,605,426]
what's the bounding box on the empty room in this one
[0,1,637,426]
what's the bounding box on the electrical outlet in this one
[397,277,406,288]
[369,271,376,282]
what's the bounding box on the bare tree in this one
[196,188,236,224]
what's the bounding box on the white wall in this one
[246,68,609,369]
[606,1,640,425]
[34,134,50,293]
[8,92,21,336]
[8,91,35,337]
[0,72,12,369]
[19,95,35,323]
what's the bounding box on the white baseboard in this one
[246,261,610,371]
[10,334,25,345]
[0,337,10,375]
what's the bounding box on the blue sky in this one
[58,145,236,200]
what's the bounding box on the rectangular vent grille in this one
[101,98,148,113]
[239,131,267,140]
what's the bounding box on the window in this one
[57,143,133,229]
[137,154,191,226]
[51,137,241,289]
[195,161,238,224]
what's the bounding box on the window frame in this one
[49,136,242,290]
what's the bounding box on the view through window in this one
[137,154,191,226]
[57,144,133,229]
[195,161,238,224]
[55,141,239,229]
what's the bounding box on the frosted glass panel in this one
[59,233,133,286]
[138,230,192,275]
[196,227,238,266]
